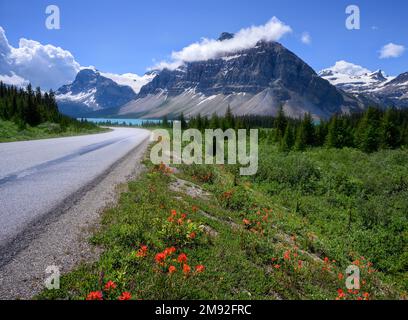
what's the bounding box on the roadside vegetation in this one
[37,109,408,299]
[0,81,105,142]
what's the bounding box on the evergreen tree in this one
[178,112,187,130]
[380,108,400,149]
[279,123,295,152]
[274,106,287,141]
[356,107,381,153]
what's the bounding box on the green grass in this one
[37,141,407,300]
[0,120,108,142]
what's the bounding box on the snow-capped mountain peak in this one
[320,61,408,108]
[319,61,394,93]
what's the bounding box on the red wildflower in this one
[168,265,177,274]
[177,218,184,225]
[338,273,344,280]
[274,264,281,269]
[283,250,291,261]
[183,264,191,275]
[177,253,188,264]
[195,265,205,273]
[163,247,176,257]
[86,291,103,300]
[337,289,346,299]
[363,292,370,300]
[170,209,177,217]
[118,292,132,300]
[181,213,187,219]
[104,280,117,291]
[243,219,251,225]
[188,232,196,239]
[136,245,148,258]
[155,252,166,264]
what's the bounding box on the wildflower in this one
[363,292,370,300]
[135,245,148,258]
[297,260,303,269]
[155,252,166,264]
[171,210,177,217]
[163,247,176,257]
[183,264,191,275]
[195,265,205,273]
[337,289,346,299]
[192,206,198,212]
[338,273,344,280]
[274,264,281,269]
[181,213,187,219]
[243,219,251,225]
[168,265,177,274]
[177,218,184,225]
[177,253,188,264]
[167,217,174,223]
[283,250,291,261]
[118,292,132,300]
[188,232,196,239]
[86,291,103,300]
[104,280,117,291]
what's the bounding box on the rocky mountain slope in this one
[56,69,154,117]
[114,35,365,119]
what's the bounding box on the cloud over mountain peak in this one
[151,17,292,70]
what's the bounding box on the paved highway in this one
[0,127,150,250]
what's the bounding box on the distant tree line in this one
[0,81,96,130]
[176,106,408,153]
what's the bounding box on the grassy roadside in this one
[0,120,109,143]
[37,139,406,300]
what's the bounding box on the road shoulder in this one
[0,136,150,299]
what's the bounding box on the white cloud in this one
[0,72,28,87]
[0,26,80,90]
[301,32,311,45]
[101,72,157,94]
[379,43,405,59]
[150,17,292,70]
[325,60,371,77]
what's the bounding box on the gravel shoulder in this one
[0,134,150,299]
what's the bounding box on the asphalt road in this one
[0,127,151,252]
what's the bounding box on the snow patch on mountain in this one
[319,60,394,93]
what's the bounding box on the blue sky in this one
[0,0,407,76]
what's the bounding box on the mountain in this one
[320,61,408,108]
[108,37,366,120]
[56,69,155,117]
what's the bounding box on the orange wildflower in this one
[195,265,205,273]
[104,280,117,291]
[86,291,103,300]
[177,253,188,264]
[118,292,132,300]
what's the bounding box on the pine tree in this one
[162,115,169,128]
[209,113,220,129]
[356,107,381,153]
[178,112,187,130]
[279,123,295,152]
[380,108,400,149]
[274,106,287,141]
